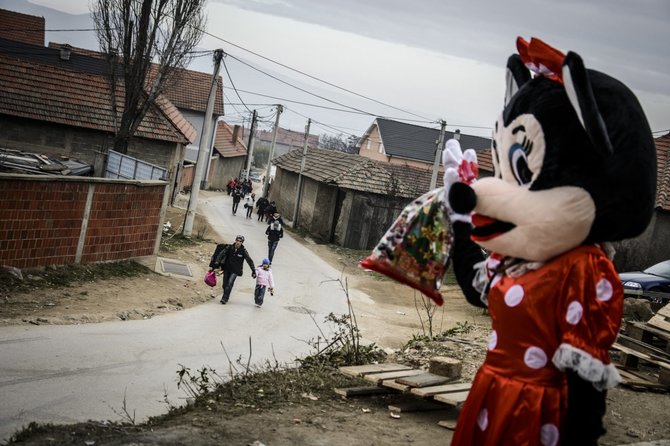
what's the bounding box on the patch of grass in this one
[437,320,474,338]
[159,233,202,253]
[0,261,154,295]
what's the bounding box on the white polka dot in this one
[488,330,497,351]
[540,423,559,446]
[490,274,502,288]
[477,408,488,431]
[565,301,583,325]
[504,285,525,307]
[524,346,548,369]
[596,278,613,301]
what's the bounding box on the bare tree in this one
[319,133,359,154]
[92,0,207,153]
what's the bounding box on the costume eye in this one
[509,142,533,185]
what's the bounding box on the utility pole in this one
[262,104,283,198]
[292,118,311,226]
[430,119,447,190]
[244,110,257,181]
[184,49,223,237]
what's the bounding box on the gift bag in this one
[359,188,453,305]
[204,270,217,287]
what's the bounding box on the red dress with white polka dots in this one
[451,245,623,446]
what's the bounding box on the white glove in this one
[442,139,478,184]
[442,139,478,223]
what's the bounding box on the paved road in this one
[0,191,350,442]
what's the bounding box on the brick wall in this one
[0,174,168,269]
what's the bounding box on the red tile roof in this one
[476,148,494,174]
[0,52,193,144]
[161,66,224,116]
[0,8,44,46]
[656,133,670,211]
[49,42,225,116]
[213,121,247,158]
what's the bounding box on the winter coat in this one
[266,219,283,242]
[212,244,254,276]
[254,266,275,288]
[244,195,255,208]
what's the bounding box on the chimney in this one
[232,125,240,143]
[60,44,72,61]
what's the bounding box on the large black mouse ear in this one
[504,53,531,107]
[562,51,614,156]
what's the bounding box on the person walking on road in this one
[231,186,243,215]
[256,196,269,222]
[265,216,283,264]
[253,258,275,308]
[244,193,256,219]
[264,201,277,222]
[209,235,256,304]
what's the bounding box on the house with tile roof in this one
[205,121,249,190]
[357,118,493,174]
[614,133,670,270]
[0,36,196,194]
[270,146,451,249]
[0,6,226,191]
[45,42,225,189]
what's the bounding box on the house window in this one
[366,140,371,150]
[378,142,383,154]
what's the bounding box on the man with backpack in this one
[265,215,284,264]
[208,235,256,304]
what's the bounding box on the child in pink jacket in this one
[253,258,275,307]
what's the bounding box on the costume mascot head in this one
[446,37,657,446]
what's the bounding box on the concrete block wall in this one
[0,174,168,269]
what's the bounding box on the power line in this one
[223,51,397,121]
[220,55,253,114]
[222,92,246,118]
[284,106,360,138]
[202,30,435,122]
[221,85,436,123]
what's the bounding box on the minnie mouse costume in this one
[446,37,657,446]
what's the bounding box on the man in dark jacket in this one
[231,186,243,215]
[264,201,277,222]
[256,196,269,222]
[265,216,283,264]
[209,235,256,304]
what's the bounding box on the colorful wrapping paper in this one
[359,187,453,305]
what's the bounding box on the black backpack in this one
[209,243,229,268]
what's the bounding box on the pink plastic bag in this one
[204,270,217,287]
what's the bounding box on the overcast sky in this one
[6,0,670,140]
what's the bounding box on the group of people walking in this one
[207,189,285,308]
[231,186,278,222]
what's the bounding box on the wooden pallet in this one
[612,306,670,389]
[336,362,476,431]
[337,363,472,406]
[339,363,414,378]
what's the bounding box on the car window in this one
[643,260,670,279]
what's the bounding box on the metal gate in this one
[105,150,167,181]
